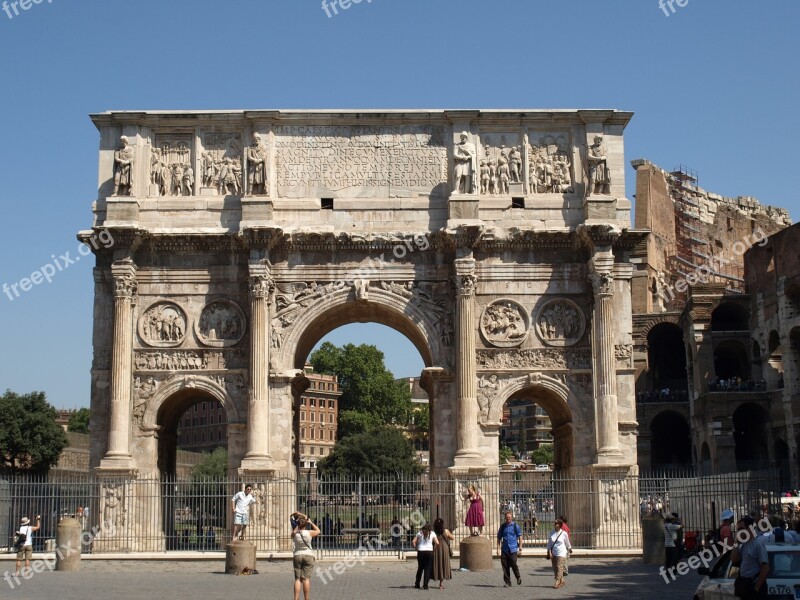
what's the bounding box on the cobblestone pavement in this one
[1,558,701,600]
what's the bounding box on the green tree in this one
[317,426,423,478]
[499,444,514,465]
[531,444,554,466]
[0,390,68,473]
[191,446,228,479]
[67,407,90,434]
[310,342,413,437]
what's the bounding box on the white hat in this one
[721,509,734,521]
[20,517,30,525]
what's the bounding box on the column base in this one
[239,454,274,474]
[451,449,485,470]
[595,447,626,466]
[97,453,136,474]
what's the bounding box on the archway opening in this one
[157,390,229,550]
[713,340,750,381]
[501,386,573,471]
[732,403,769,471]
[646,323,688,400]
[649,411,691,470]
[711,302,749,331]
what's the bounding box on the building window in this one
[310,446,315,455]
[310,413,315,422]
[301,398,306,406]
[218,430,222,441]
[311,398,316,407]
[301,411,306,422]
[329,430,334,441]
[319,413,325,424]
[301,428,306,438]
[310,429,315,440]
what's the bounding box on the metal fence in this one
[0,467,782,555]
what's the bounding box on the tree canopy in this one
[531,444,554,466]
[309,342,414,437]
[191,446,228,480]
[67,407,90,434]
[0,390,68,473]
[317,426,423,478]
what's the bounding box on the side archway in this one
[488,374,574,469]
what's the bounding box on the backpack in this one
[13,531,27,550]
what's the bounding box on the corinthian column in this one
[99,259,137,471]
[241,262,274,472]
[590,251,624,463]
[453,257,483,467]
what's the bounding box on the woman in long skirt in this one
[432,518,454,589]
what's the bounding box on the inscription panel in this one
[275,125,448,198]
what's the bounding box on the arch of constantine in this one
[81,109,644,551]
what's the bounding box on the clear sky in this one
[0,0,798,408]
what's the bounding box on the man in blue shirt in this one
[497,511,523,587]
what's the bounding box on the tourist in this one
[731,515,768,598]
[14,515,41,576]
[465,484,485,536]
[391,515,402,548]
[292,513,320,600]
[413,522,439,589]
[497,511,523,587]
[546,518,572,589]
[231,484,256,541]
[559,516,571,575]
[663,512,681,570]
[432,518,454,589]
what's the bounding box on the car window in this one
[710,550,733,579]
[769,550,800,577]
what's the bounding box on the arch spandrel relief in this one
[138,302,188,348]
[535,298,586,347]
[480,299,530,348]
[196,300,246,347]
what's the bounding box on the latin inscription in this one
[275,125,447,198]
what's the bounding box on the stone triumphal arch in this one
[82,109,644,550]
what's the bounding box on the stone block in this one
[449,194,480,220]
[226,540,257,574]
[55,518,82,571]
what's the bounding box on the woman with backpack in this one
[14,515,41,576]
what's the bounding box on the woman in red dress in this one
[465,484,485,536]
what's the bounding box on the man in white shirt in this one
[14,515,41,576]
[231,485,256,541]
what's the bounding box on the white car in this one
[694,542,800,599]
[534,464,550,472]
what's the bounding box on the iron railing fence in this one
[0,467,781,555]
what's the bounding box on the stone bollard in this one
[226,540,257,575]
[55,517,82,571]
[459,535,493,571]
[641,516,665,565]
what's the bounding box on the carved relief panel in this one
[151,135,194,197]
[527,132,575,194]
[138,302,188,347]
[196,300,246,347]
[480,299,530,348]
[200,131,243,195]
[479,133,524,195]
[535,299,586,347]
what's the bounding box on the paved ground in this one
[1,557,702,599]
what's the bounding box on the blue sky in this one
[0,0,798,408]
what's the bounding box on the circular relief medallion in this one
[195,300,246,347]
[138,302,188,348]
[535,298,585,347]
[480,299,530,348]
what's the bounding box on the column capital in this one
[112,259,137,299]
[453,258,477,297]
[589,271,615,297]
